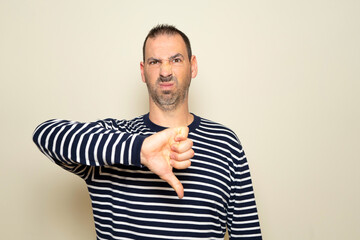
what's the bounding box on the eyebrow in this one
[146,53,185,63]
[169,53,184,60]
[146,57,159,63]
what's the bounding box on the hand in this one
[140,127,194,199]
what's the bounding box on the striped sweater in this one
[33,113,262,240]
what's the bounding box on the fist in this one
[140,127,194,198]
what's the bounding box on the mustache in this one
[158,76,174,83]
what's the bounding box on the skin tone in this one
[139,34,198,199]
[141,34,198,127]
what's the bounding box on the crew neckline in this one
[143,113,200,132]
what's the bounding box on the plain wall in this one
[1,0,359,239]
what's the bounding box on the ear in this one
[190,55,198,79]
[140,61,146,83]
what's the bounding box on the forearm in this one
[227,144,262,239]
[228,176,262,239]
[33,119,146,167]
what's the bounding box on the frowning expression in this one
[141,34,197,111]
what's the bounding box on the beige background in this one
[1,0,359,239]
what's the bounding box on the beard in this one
[145,75,191,112]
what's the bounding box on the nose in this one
[160,61,172,78]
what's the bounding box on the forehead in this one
[144,34,188,59]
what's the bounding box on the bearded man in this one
[33,24,262,240]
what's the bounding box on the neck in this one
[148,101,193,128]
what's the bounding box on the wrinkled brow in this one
[147,53,185,63]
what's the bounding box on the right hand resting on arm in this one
[140,127,194,199]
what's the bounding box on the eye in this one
[172,58,182,63]
[149,60,159,65]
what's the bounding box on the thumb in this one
[174,127,189,142]
[161,172,184,199]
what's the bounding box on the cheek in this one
[173,67,187,78]
[173,64,191,74]
[145,68,160,80]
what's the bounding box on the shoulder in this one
[194,116,243,151]
[198,116,240,140]
[191,116,247,166]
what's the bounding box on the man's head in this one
[141,24,198,112]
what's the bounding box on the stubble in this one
[146,75,191,112]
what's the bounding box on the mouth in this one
[159,82,175,90]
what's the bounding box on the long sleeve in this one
[227,141,262,239]
[32,119,147,179]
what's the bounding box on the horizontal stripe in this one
[32,113,262,239]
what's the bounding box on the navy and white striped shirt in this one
[33,113,262,239]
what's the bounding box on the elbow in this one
[32,122,45,148]
[32,119,54,148]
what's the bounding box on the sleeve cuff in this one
[131,134,147,167]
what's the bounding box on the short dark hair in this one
[142,24,192,62]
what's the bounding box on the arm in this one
[33,119,193,198]
[32,119,146,167]
[227,142,262,239]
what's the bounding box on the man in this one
[33,24,262,239]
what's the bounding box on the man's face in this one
[141,34,197,111]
